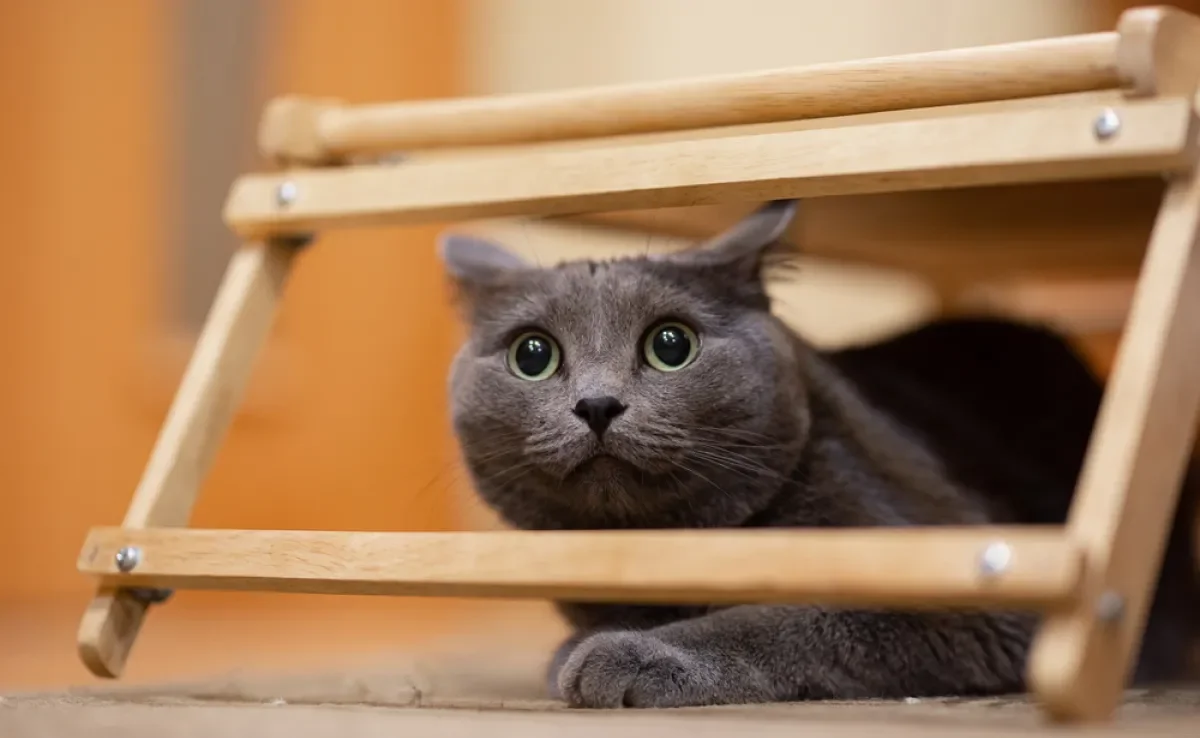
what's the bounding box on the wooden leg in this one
[1027,138,1200,720]
[77,239,300,678]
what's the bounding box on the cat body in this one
[439,201,1198,708]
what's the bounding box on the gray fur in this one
[439,200,1197,708]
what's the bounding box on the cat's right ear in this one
[437,232,530,286]
[438,232,530,319]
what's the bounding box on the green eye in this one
[507,331,561,380]
[643,321,699,372]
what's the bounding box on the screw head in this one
[114,546,141,573]
[275,180,298,208]
[1095,590,1125,623]
[1093,108,1121,140]
[978,541,1012,577]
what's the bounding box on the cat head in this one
[439,201,811,529]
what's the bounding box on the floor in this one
[8,698,1200,738]
[3,595,1199,737]
[0,593,567,690]
[5,642,1200,737]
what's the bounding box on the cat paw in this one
[557,631,729,708]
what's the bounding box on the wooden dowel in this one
[260,33,1123,162]
[80,526,1083,611]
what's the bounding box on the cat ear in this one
[658,199,798,292]
[695,199,798,264]
[653,200,798,307]
[437,232,530,285]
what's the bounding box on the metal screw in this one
[114,546,141,573]
[1095,590,1125,623]
[1093,108,1121,140]
[978,541,1012,577]
[275,180,298,208]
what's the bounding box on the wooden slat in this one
[1029,117,1200,721]
[77,241,300,679]
[258,32,1124,162]
[80,526,1083,610]
[225,97,1196,240]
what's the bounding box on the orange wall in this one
[0,0,465,603]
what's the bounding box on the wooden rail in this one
[80,526,1084,610]
[227,96,1197,239]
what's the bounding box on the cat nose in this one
[573,396,627,436]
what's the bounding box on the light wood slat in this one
[80,527,1082,610]
[226,97,1196,240]
[1029,117,1200,721]
[77,241,299,679]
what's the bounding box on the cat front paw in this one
[557,630,764,708]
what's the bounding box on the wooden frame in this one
[77,5,1200,724]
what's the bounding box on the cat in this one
[438,200,1199,709]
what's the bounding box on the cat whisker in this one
[687,450,777,482]
[691,440,794,451]
[687,446,789,480]
[668,459,739,508]
[486,459,538,487]
[687,439,796,458]
[672,423,783,443]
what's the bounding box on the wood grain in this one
[79,526,1083,611]
[225,96,1195,239]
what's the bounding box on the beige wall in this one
[0,0,472,690]
[465,0,1106,94]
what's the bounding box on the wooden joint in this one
[1117,5,1200,98]
[257,95,343,166]
[1026,106,1200,721]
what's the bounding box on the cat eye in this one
[507,331,561,381]
[643,321,699,372]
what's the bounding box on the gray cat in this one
[438,200,1199,708]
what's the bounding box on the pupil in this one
[515,337,551,376]
[653,327,691,366]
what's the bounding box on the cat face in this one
[440,201,811,529]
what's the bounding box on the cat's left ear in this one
[662,199,798,282]
[660,199,798,307]
[697,199,797,264]
[437,232,530,286]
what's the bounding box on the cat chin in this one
[566,455,653,505]
[568,453,638,483]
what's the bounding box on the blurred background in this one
[1,0,1196,690]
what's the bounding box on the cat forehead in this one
[540,258,681,310]
[556,255,647,280]
[525,255,669,294]
[472,256,710,329]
